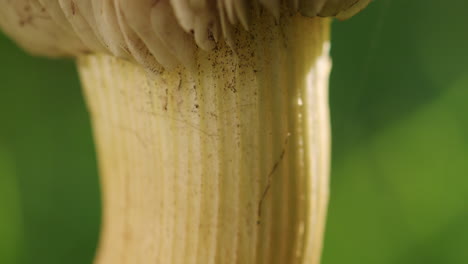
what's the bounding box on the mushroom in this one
[0,1,370,263]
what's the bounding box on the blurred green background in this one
[1,0,468,263]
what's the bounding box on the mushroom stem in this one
[79,13,331,264]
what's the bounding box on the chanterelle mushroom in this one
[0,1,370,263]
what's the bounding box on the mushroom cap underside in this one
[0,0,370,70]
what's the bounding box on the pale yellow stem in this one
[79,12,331,264]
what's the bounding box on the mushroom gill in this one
[0,0,370,70]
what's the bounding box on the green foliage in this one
[0,35,100,264]
[0,148,21,264]
[324,0,468,263]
